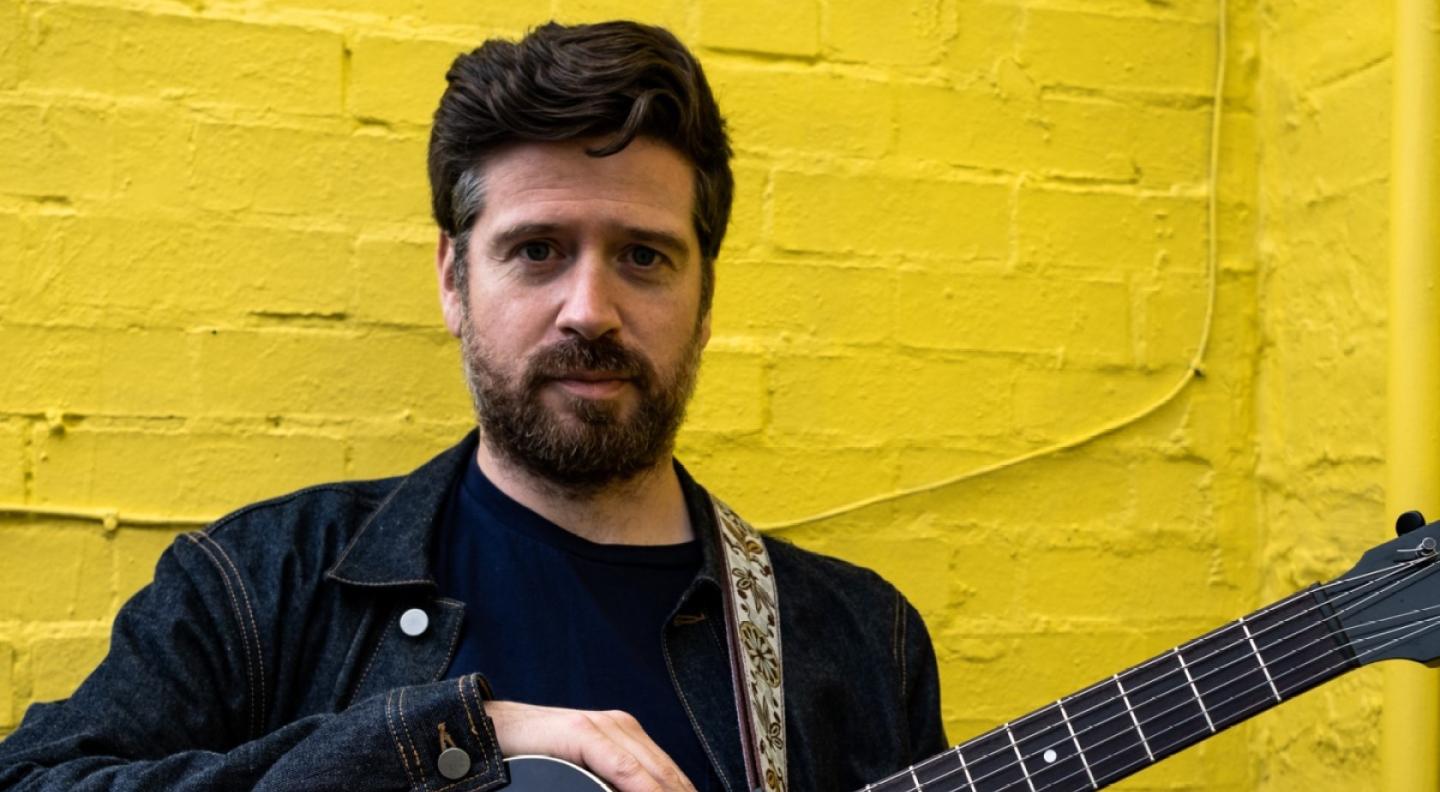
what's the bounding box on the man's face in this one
[437,138,710,492]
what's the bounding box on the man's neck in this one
[474,441,695,546]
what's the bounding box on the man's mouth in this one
[549,371,631,398]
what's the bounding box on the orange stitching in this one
[459,677,480,740]
[196,533,269,731]
[397,687,431,792]
[893,592,907,700]
[184,534,259,740]
[386,690,420,791]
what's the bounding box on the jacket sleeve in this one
[0,535,506,792]
[898,594,950,761]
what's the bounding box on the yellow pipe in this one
[1384,0,1440,788]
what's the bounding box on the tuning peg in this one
[1396,510,1428,536]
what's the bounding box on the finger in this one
[570,717,668,792]
[592,711,696,792]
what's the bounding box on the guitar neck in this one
[867,585,1359,792]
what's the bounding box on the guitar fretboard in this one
[866,586,1356,792]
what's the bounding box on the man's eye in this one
[629,246,661,267]
[518,242,553,262]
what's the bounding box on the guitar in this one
[497,511,1440,791]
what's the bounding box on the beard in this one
[459,321,703,494]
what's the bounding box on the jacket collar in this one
[324,430,728,592]
[324,431,478,588]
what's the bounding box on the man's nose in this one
[554,256,622,340]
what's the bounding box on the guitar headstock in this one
[1329,513,1440,667]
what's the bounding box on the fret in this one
[1070,677,1150,786]
[1112,674,1153,762]
[1248,590,1356,698]
[956,729,1029,791]
[1121,652,1209,758]
[1003,723,1038,792]
[1173,649,1216,733]
[1009,703,1093,792]
[868,774,919,792]
[1056,700,1098,789]
[1238,615,1283,702]
[912,747,968,791]
[1180,623,1275,729]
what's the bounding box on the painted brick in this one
[683,350,765,435]
[0,103,114,200]
[29,633,110,703]
[351,235,440,326]
[937,452,1136,529]
[896,87,1130,181]
[1023,544,1224,620]
[111,106,194,211]
[713,260,894,344]
[1276,60,1390,197]
[0,326,198,416]
[0,524,113,621]
[1021,10,1215,95]
[824,0,945,66]
[713,68,893,159]
[1267,0,1394,90]
[0,418,23,502]
[1016,187,1207,275]
[0,641,11,729]
[31,423,349,516]
[679,444,897,526]
[771,171,1010,260]
[191,122,430,222]
[1011,366,1161,438]
[946,2,1022,80]
[899,90,1210,186]
[768,352,1012,443]
[24,5,343,115]
[1140,271,1209,368]
[720,161,766,255]
[896,271,1131,362]
[195,328,469,419]
[114,528,184,603]
[347,34,464,125]
[0,0,19,89]
[12,215,352,327]
[0,210,18,315]
[419,0,551,29]
[698,0,817,57]
[553,0,688,29]
[346,424,470,480]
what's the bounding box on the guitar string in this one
[875,559,1423,792]
[914,562,1435,792]
[891,558,1435,792]
[920,608,1440,792]
[881,557,1429,790]
[1018,610,1440,792]
[932,571,1440,792]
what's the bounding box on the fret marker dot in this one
[1043,749,1058,764]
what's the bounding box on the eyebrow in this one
[488,222,693,258]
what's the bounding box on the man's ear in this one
[437,232,464,338]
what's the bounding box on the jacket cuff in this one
[385,673,507,792]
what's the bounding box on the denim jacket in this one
[0,433,946,791]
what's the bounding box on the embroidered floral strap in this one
[712,497,787,792]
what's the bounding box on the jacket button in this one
[399,608,429,637]
[437,746,471,779]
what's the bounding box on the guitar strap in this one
[711,497,787,792]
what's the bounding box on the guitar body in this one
[501,756,612,791]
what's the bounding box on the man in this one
[0,20,945,792]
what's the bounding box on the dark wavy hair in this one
[427,21,733,313]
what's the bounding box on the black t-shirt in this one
[434,455,719,790]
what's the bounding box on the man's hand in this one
[484,701,699,792]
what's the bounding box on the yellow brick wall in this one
[0,0,1396,789]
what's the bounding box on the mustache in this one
[525,336,652,385]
